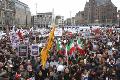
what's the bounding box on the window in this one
[40,15,42,17]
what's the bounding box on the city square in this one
[0,0,120,80]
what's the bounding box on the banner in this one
[31,44,39,56]
[54,28,62,36]
[18,44,28,57]
[10,32,19,49]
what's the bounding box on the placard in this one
[31,44,39,56]
[18,44,28,57]
[107,42,112,46]
[108,50,112,55]
[54,28,62,36]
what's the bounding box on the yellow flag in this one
[40,24,55,68]
[41,47,48,67]
[46,26,55,50]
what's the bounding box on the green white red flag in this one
[66,40,75,55]
[77,39,85,55]
[56,39,62,54]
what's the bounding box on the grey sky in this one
[19,0,120,18]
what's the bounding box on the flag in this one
[57,39,62,54]
[77,39,85,55]
[41,46,48,68]
[66,40,75,55]
[17,30,24,40]
[46,26,55,50]
[41,24,55,68]
[57,40,61,51]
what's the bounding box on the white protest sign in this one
[54,28,62,36]
[107,42,112,46]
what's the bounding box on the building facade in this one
[64,17,76,26]
[32,12,53,29]
[64,17,75,26]
[14,0,31,28]
[64,18,71,26]
[0,0,15,30]
[75,11,85,25]
[75,0,117,25]
[118,10,120,26]
[0,0,31,30]
[94,1,117,25]
[55,16,64,27]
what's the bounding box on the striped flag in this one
[77,39,85,55]
[66,40,75,55]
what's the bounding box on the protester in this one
[0,26,120,80]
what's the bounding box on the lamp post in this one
[117,12,120,27]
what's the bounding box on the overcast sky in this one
[19,0,120,19]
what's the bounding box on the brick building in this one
[75,0,117,25]
[75,11,85,25]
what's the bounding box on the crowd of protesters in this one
[0,26,120,80]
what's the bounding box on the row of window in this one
[37,15,49,17]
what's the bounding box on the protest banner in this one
[18,44,28,57]
[54,28,62,37]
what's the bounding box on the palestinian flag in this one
[77,39,85,55]
[66,40,75,55]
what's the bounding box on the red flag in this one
[17,30,24,40]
